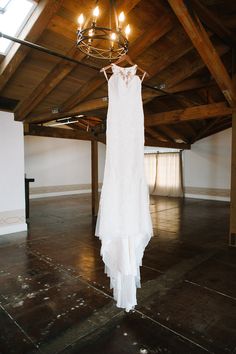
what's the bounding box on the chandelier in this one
[76,0,131,60]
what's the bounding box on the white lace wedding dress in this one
[95,63,153,312]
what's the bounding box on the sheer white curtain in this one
[144,153,157,193]
[144,152,183,197]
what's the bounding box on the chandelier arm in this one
[76,1,128,60]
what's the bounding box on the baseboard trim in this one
[30,189,91,199]
[185,193,230,202]
[0,223,27,236]
[184,186,230,202]
[0,209,26,236]
[29,183,103,199]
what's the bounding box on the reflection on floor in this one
[0,194,236,354]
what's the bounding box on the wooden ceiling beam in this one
[191,116,223,143]
[146,102,233,127]
[145,137,190,149]
[145,127,171,142]
[157,125,189,143]
[0,0,63,91]
[196,119,232,141]
[59,19,197,115]
[143,41,228,110]
[167,0,236,107]
[69,122,88,131]
[128,14,174,58]
[190,0,236,46]
[24,77,216,124]
[25,124,95,141]
[52,14,174,114]
[24,33,227,124]
[170,77,213,94]
[15,0,141,122]
[180,122,197,139]
[35,126,192,148]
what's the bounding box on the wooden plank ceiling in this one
[0,0,235,148]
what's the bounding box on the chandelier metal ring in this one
[77,26,128,60]
[76,1,131,60]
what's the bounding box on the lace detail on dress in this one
[111,64,137,85]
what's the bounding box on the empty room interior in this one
[0,0,236,353]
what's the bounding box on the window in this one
[0,0,36,55]
[144,152,183,197]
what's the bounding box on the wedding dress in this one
[95,63,153,312]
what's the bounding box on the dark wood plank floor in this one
[0,194,235,354]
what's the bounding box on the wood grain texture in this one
[146,102,232,126]
[168,0,236,106]
[25,124,95,141]
[25,77,216,124]
[14,0,142,121]
[0,0,234,145]
[145,137,190,149]
[190,0,236,46]
[58,14,174,114]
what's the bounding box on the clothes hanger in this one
[100,54,149,78]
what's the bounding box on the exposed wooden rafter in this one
[158,125,189,143]
[24,123,191,149]
[191,117,222,143]
[167,0,236,107]
[14,0,143,122]
[1,0,234,147]
[145,137,190,149]
[146,102,233,127]
[190,0,236,46]
[55,14,174,114]
[24,77,216,124]
[145,127,171,142]
[143,40,228,112]
[22,29,229,125]
[25,124,95,141]
[197,119,232,141]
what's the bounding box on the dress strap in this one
[141,72,146,82]
[102,68,109,82]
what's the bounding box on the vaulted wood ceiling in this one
[0,0,235,149]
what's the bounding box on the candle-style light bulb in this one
[110,32,116,47]
[93,6,99,18]
[111,33,116,40]
[125,24,131,39]
[77,14,84,30]
[89,29,94,37]
[119,11,125,23]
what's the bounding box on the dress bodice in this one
[111,64,138,85]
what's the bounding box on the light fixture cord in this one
[109,0,118,31]
[109,0,112,30]
[112,0,118,30]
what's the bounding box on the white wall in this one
[0,112,27,235]
[24,128,231,201]
[24,136,106,198]
[183,128,232,201]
